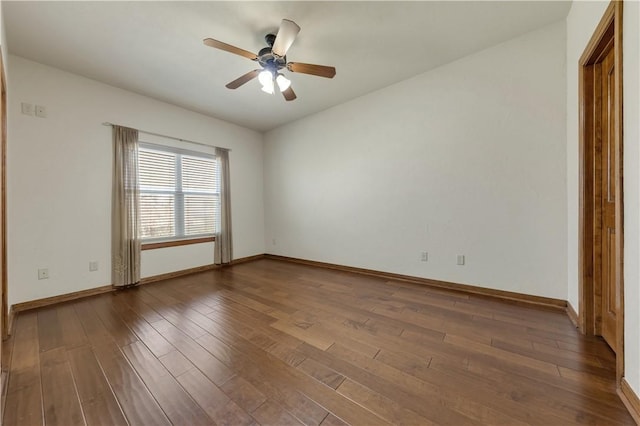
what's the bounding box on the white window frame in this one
[138,142,219,244]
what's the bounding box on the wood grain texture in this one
[3,312,42,426]
[599,44,617,352]
[2,259,635,424]
[40,347,85,426]
[10,255,265,314]
[567,301,579,328]
[266,254,567,311]
[612,0,624,386]
[203,38,258,61]
[66,345,127,426]
[577,0,625,386]
[12,285,114,313]
[225,70,261,90]
[1,46,7,342]
[142,236,215,251]
[619,379,640,424]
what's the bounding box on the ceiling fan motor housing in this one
[258,34,287,73]
[264,33,276,47]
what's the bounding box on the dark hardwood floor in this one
[2,258,634,425]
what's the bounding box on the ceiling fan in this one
[203,19,336,101]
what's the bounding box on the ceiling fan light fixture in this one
[258,70,275,94]
[276,73,291,91]
[258,70,272,86]
[206,18,336,101]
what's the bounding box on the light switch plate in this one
[21,103,34,115]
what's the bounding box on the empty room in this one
[0,0,638,424]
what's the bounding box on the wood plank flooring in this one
[2,259,634,425]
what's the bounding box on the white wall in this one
[622,0,640,400]
[7,55,265,305]
[0,1,4,55]
[264,22,567,299]
[0,1,4,56]
[566,0,640,399]
[0,1,7,83]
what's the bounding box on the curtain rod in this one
[102,122,230,152]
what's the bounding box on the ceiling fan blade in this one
[272,19,301,57]
[287,62,336,79]
[203,38,257,61]
[282,86,297,101]
[225,69,261,89]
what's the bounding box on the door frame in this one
[0,47,6,342]
[578,0,624,383]
[0,45,6,412]
[0,46,5,342]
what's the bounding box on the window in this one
[138,143,219,244]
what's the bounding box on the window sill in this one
[142,236,215,251]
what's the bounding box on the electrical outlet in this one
[457,255,465,266]
[35,105,47,118]
[420,251,428,262]
[38,268,49,280]
[89,261,99,272]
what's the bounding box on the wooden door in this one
[0,46,5,404]
[599,46,617,352]
[578,0,623,384]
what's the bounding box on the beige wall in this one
[264,21,567,299]
[7,55,265,305]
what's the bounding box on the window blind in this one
[138,143,219,241]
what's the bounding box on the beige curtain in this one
[112,125,141,287]
[214,148,233,265]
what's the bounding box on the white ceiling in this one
[4,1,571,132]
